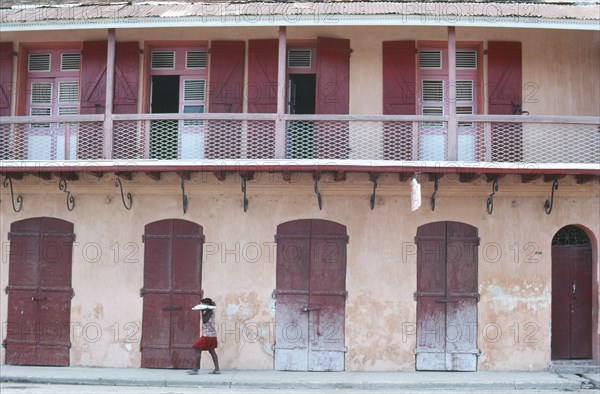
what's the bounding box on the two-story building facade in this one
[1,0,599,372]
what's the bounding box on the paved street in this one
[0,382,596,394]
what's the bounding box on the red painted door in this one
[4,217,74,366]
[488,41,522,161]
[415,221,480,371]
[247,39,278,158]
[141,219,204,368]
[382,41,416,160]
[315,37,350,159]
[274,219,348,371]
[551,226,593,359]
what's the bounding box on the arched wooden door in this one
[415,221,480,371]
[273,219,348,371]
[4,217,75,366]
[551,225,593,359]
[140,219,204,368]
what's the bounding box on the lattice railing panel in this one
[0,120,104,160]
[1,115,598,164]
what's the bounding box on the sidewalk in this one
[1,365,596,391]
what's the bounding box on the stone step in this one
[549,360,600,375]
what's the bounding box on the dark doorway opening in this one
[150,75,179,159]
[287,74,316,159]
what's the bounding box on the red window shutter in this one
[382,41,416,160]
[488,42,522,115]
[247,39,278,158]
[80,41,108,115]
[0,42,12,117]
[114,42,139,114]
[383,41,416,115]
[248,39,278,113]
[206,41,245,159]
[315,37,350,114]
[208,41,245,113]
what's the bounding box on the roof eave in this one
[2,14,599,32]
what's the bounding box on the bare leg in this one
[208,349,220,373]
[190,348,201,372]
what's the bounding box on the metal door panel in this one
[141,293,172,368]
[551,246,572,359]
[8,234,40,287]
[570,246,592,359]
[307,294,345,371]
[274,293,309,371]
[5,289,38,365]
[169,293,200,368]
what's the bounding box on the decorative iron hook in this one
[544,179,559,215]
[486,179,499,215]
[3,176,23,212]
[59,177,75,211]
[430,175,439,212]
[370,178,378,210]
[115,176,133,210]
[313,176,322,210]
[241,175,248,212]
[181,177,188,214]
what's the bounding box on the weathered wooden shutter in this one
[247,39,278,158]
[488,41,522,161]
[315,37,350,115]
[141,219,204,369]
[315,37,350,159]
[114,42,139,114]
[0,42,12,117]
[208,41,245,114]
[382,41,416,160]
[205,41,245,159]
[81,41,139,114]
[80,41,108,115]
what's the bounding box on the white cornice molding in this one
[1,14,599,31]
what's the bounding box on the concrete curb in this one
[0,366,585,391]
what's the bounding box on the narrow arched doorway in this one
[551,225,592,359]
[273,219,348,371]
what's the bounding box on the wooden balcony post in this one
[103,28,116,159]
[447,26,458,161]
[275,26,287,159]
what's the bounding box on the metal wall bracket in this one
[115,176,133,210]
[241,175,248,212]
[3,176,23,212]
[430,175,439,212]
[313,175,322,210]
[486,179,499,215]
[181,177,188,214]
[544,179,559,215]
[370,175,378,210]
[59,178,75,211]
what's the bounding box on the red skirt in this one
[192,336,218,350]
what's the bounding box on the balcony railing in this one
[1,114,598,165]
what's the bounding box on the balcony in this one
[1,114,599,172]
